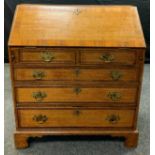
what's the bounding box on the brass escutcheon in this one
[73,8,81,15]
[75,68,80,77]
[74,87,81,95]
[74,110,81,116]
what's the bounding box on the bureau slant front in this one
[8,4,146,148]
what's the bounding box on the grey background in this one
[4,0,150,63]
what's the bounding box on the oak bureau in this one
[8,4,146,148]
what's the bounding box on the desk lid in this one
[8,4,146,48]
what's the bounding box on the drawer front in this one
[19,48,75,64]
[14,68,138,81]
[16,87,137,103]
[80,49,136,65]
[18,109,135,128]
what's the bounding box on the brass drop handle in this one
[106,114,120,124]
[74,87,81,95]
[32,114,48,124]
[110,71,122,80]
[32,91,47,102]
[41,52,55,62]
[100,53,114,62]
[33,71,45,80]
[74,68,80,77]
[107,92,121,101]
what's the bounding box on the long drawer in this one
[14,68,138,81]
[16,87,137,103]
[17,108,135,128]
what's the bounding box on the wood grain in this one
[14,68,138,81]
[8,4,146,47]
[16,87,137,103]
[19,48,75,64]
[8,4,146,149]
[17,109,135,128]
[14,130,138,149]
[80,50,136,65]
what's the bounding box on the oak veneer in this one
[8,4,145,149]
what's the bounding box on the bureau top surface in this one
[8,4,145,48]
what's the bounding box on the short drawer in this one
[17,108,135,128]
[80,48,136,65]
[14,68,138,82]
[18,48,75,64]
[16,87,137,104]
